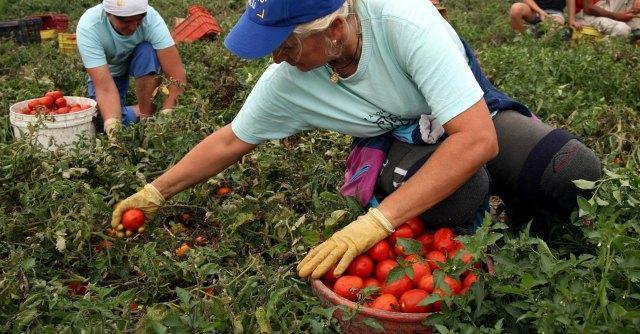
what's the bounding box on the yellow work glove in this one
[159,108,173,115]
[110,184,166,230]
[297,208,394,279]
[103,118,122,143]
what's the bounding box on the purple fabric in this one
[340,137,392,207]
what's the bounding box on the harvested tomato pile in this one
[19,90,92,115]
[320,217,480,313]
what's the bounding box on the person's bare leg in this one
[135,74,161,118]
[510,2,536,33]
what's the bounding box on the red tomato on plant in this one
[346,254,374,278]
[121,208,145,231]
[389,224,414,245]
[463,273,477,288]
[68,281,88,295]
[404,217,424,236]
[216,187,232,196]
[333,275,364,301]
[369,293,399,311]
[375,259,398,282]
[443,275,462,295]
[366,240,391,262]
[399,289,431,313]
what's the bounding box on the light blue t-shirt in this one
[76,4,174,77]
[231,0,484,145]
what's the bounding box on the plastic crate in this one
[16,17,42,44]
[58,33,77,54]
[0,20,20,39]
[171,12,223,43]
[187,5,211,16]
[40,29,57,40]
[32,13,68,32]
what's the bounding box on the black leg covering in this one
[376,140,490,228]
[517,131,602,215]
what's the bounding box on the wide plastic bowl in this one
[311,278,432,334]
[311,256,495,333]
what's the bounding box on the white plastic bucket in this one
[9,96,98,150]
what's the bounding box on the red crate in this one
[31,13,68,32]
[187,5,211,16]
[171,12,223,43]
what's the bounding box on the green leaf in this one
[386,266,406,285]
[175,287,191,307]
[396,237,422,256]
[21,257,36,270]
[573,179,596,190]
[300,228,321,245]
[418,293,442,306]
[324,209,348,227]
[255,306,271,333]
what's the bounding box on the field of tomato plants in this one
[1,0,639,332]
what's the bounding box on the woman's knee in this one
[517,132,601,215]
[538,139,601,213]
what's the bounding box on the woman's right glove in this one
[111,184,166,229]
[297,208,394,279]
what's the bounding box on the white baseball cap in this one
[102,0,148,17]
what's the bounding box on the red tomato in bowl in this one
[39,96,54,108]
[375,259,398,282]
[366,240,391,262]
[404,217,424,236]
[399,289,431,313]
[346,254,374,278]
[380,274,412,298]
[389,224,414,245]
[333,275,363,301]
[55,97,67,108]
[45,90,64,101]
[370,293,399,311]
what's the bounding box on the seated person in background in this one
[510,0,581,33]
[76,0,186,141]
[576,0,640,39]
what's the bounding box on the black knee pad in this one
[517,129,601,215]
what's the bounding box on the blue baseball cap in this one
[224,0,346,59]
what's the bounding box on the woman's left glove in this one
[297,208,394,279]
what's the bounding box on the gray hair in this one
[291,0,357,59]
[293,0,355,37]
